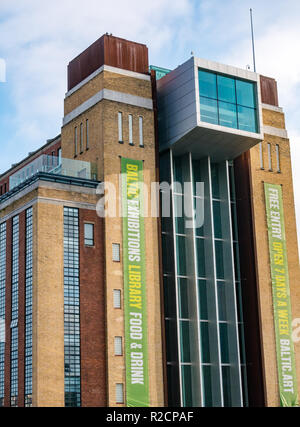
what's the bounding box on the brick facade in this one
[79,209,107,407]
[247,107,300,406]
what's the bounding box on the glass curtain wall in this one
[25,208,33,407]
[198,69,258,133]
[161,150,248,407]
[0,222,6,407]
[10,216,19,407]
[63,208,81,407]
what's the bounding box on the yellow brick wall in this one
[64,70,152,116]
[0,183,99,407]
[61,68,164,407]
[262,109,286,130]
[102,99,163,407]
[33,201,65,407]
[249,108,300,406]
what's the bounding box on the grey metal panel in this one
[167,126,262,162]
[157,56,264,161]
[157,58,198,155]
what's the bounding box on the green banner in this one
[121,157,149,407]
[264,183,298,407]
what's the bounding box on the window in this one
[276,144,281,172]
[198,69,258,133]
[0,222,6,406]
[129,115,133,145]
[113,290,121,309]
[116,384,124,404]
[74,127,78,157]
[118,112,123,143]
[267,143,272,171]
[259,143,264,169]
[139,116,144,147]
[114,337,123,356]
[80,123,83,153]
[10,216,19,405]
[63,208,81,408]
[112,243,120,262]
[84,223,94,247]
[86,119,89,150]
[25,208,33,407]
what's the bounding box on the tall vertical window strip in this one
[198,69,258,133]
[118,112,123,142]
[0,222,6,407]
[139,116,144,147]
[80,123,83,153]
[63,208,81,407]
[276,144,280,172]
[74,127,78,157]
[86,119,89,150]
[10,216,19,407]
[129,114,133,145]
[259,143,264,169]
[267,143,272,171]
[166,155,248,407]
[25,208,33,407]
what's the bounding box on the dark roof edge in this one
[0,171,100,205]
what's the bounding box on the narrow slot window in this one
[139,116,144,147]
[80,123,83,153]
[86,119,89,150]
[259,142,264,169]
[267,143,272,171]
[276,144,281,172]
[74,127,78,157]
[118,112,123,143]
[129,115,133,145]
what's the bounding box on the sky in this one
[0,0,300,239]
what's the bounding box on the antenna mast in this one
[250,8,257,72]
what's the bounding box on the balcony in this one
[9,154,97,190]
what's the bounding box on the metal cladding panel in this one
[157,58,197,152]
[260,75,279,107]
[68,34,149,91]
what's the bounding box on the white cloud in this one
[1,0,300,247]
[0,0,193,167]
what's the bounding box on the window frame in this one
[139,116,144,147]
[118,112,123,143]
[113,289,122,309]
[84,223,95,247]
[128,114,133,145]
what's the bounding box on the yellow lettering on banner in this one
[130,294,142,310]
[127,164,138,172]
[279,310,290,335]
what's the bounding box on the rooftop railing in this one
[9,154,97,190]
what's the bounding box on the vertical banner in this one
[121,157,149,407]
[264,183,298,407]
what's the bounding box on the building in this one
[0,34,299,407]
